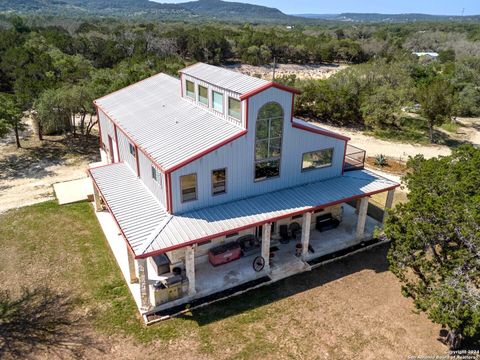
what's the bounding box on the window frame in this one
[185,80,195,99]
[180,173,198,203]
[211,168,227,196]
[301,148,334,172]
[212,90,224,113]
[198,84,209,106]
[228,97,241,120]
[129,142,136,158]
[254,102,284,182]
[151,165,158,182]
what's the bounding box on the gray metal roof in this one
[95,73,244,171]
[89,163,169,254]
[180,63,270,95]
[141,169,398,257]
[91,164,398,258]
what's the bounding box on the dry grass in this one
[0,201,446,359]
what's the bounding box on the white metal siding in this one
[171,87,346,214]
[98,109,117,163]
[138,150,167,207]
[116,129,137,174]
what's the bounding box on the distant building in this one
[412,52,439,60]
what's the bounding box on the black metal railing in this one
[343,144,366,171]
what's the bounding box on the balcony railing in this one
[343,144,366,172]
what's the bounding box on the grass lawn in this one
[0,201,446,359]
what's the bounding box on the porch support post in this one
[261,223,271,272]
[185,246,196,296]
[127,245,138,284]
[93,184,102,212]
[137,258,151,311]
[355,198,361,215]
[356,197,369,240]
[383,189,395,224]
[301,212,312,258]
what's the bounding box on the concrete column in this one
[137,258,151,311]
[93,185,102,212]
[185,246,196,296]
[383,189,395,224]
[355,198,361,215]
[127,245,138,284]
[261,223,271,272]
[356,197,369,240]
[301,212,312,258]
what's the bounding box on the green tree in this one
[0,93,24,148]
[385,145,480,349]
[417,77,455,143]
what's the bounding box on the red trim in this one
[166,172,173,213]
[240,82,301,101]
[245,98,249,129]
[136,183,400,259]
[341,140,348,176]
[292,121,351,142]
[113,124,120,163]
[88,167,136,256]
[166,130,247,173]
[135,146,140,177]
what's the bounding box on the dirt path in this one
[315,118,480,161]
[0,129,99,214]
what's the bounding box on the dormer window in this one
[228,97,241,120]
[186,80,195,98]
[212,91,223,113]
[198,85,209,105]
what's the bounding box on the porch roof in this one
[89,163,398,259]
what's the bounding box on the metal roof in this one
[89,163,169,254]
[180,63,270,95]
[140,169,399,258]
[95,73,244,171]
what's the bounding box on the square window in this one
[151,166,157,182]
[180,173,197,202]
[228,97,241,120]
[255,160,280,181]
[198,85,208,105]
[186,80,195,98]
[212,168,226,195]
[212,91,223,112]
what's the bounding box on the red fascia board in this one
[341,140,348,176]
[88,165,136,256]
[166,172,173,213]
[292,122,351,142]
[239,82,301,101]
[136,183,400,259]
[165,130,248,173]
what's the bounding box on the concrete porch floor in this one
[94,202,383,317]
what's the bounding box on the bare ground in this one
[225,63,348,81]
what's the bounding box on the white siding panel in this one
[171,87,346,214]
[138,151,167,207]
[116,129,137,174]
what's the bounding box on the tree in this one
[384,145,480,350]
[0,93,24,148]
[417,77,455,143]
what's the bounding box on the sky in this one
[155,0,480,15]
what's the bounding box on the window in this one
[198,85,209,105]
[228,97,241,120]
[129,143,136,158]
[212,91,223,112]
[212,168,226,195]
[186,80,195,98]
[254,103,284,181]
[302,148,334,171]
[180,173,197,202]
[151,166,162,188]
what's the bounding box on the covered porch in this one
[88,163,398,321]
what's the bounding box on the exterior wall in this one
[171,87,346,214]
[182,74,245,128]
[138,151,167,208]
[116,128,137,174]
[98,109,117,163]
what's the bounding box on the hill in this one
[294,12,480,23]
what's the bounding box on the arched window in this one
[255,102,284,181]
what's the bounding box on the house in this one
[88,62,399,322]
[412,51,439,60]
